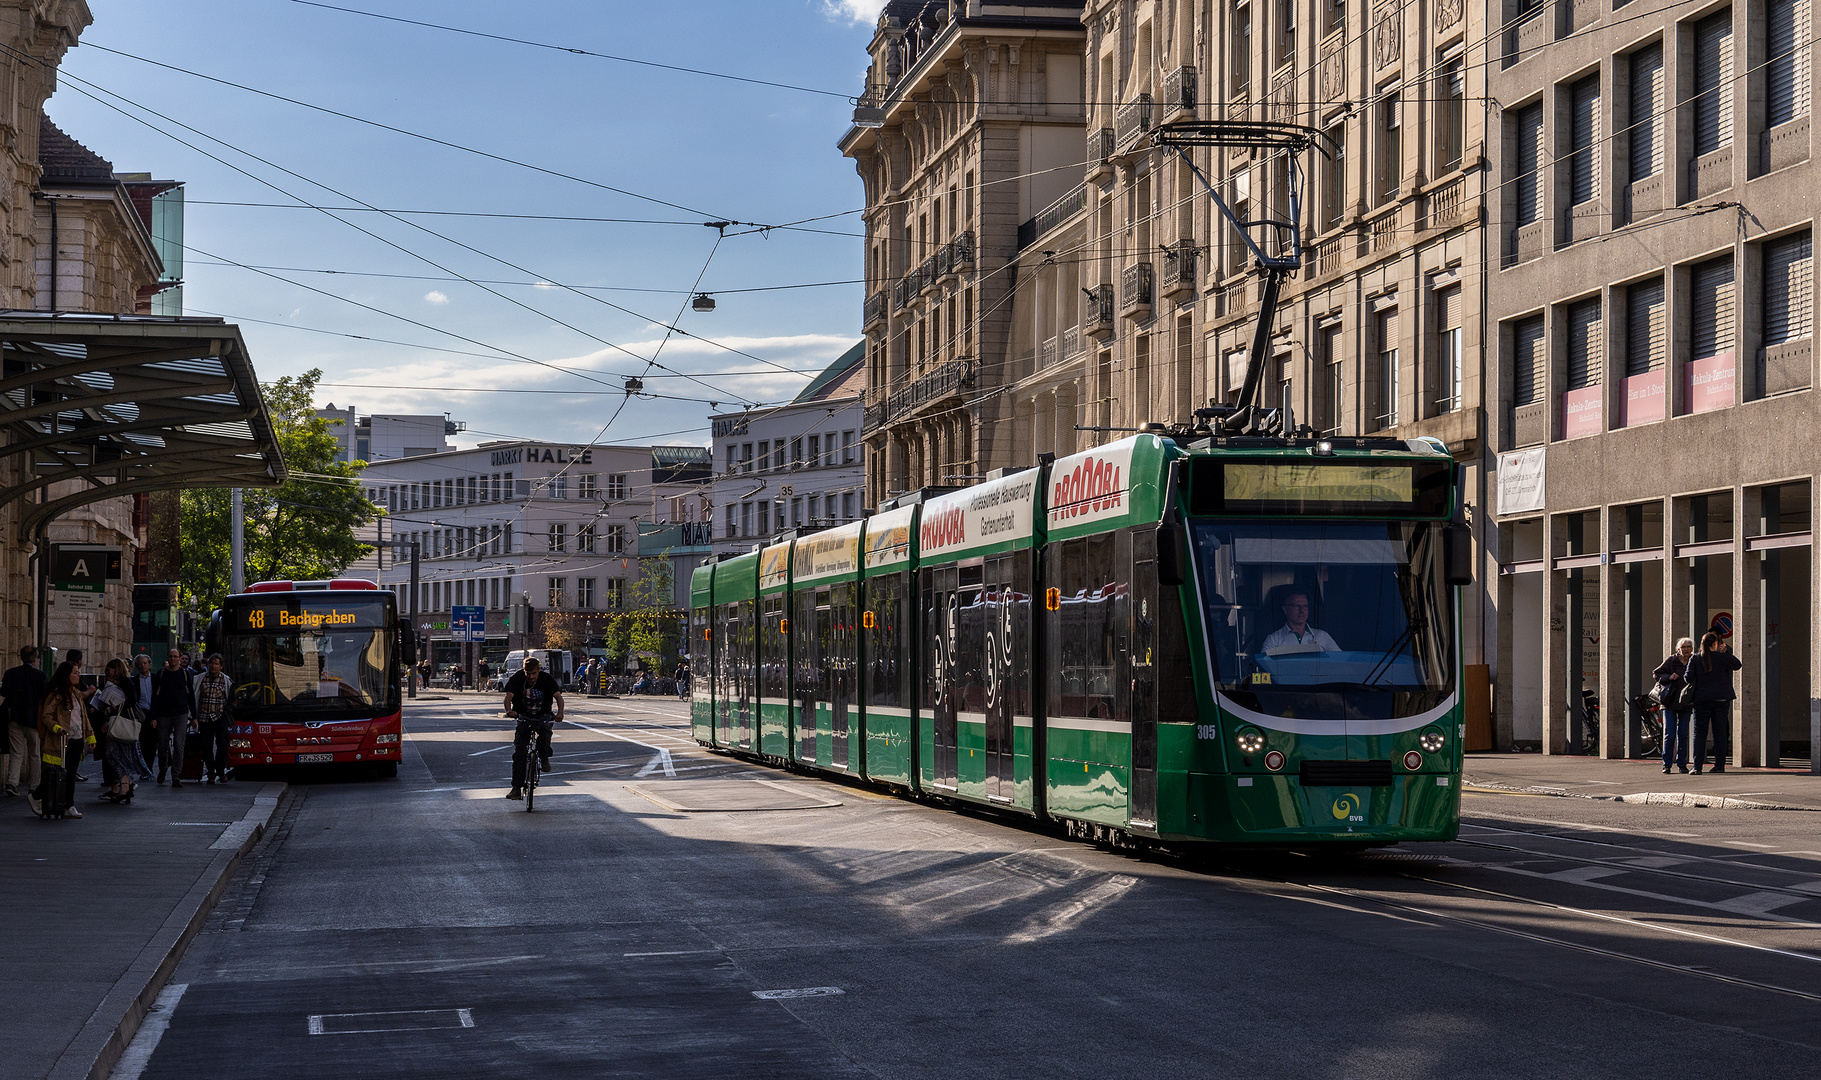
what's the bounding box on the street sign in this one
[51,545,121,584]
[1711,611,1733,639]
[451,605,486,642]
[53,581,105,611]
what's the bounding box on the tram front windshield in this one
[1190,521,1454,720]
[220,596,398,718]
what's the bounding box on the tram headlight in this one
[1419,729,1446,753]
[1236,729,1266,755]
[1404,750,1424,770]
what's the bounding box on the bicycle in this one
[507,713,555,812]
[1631,693,1666,759]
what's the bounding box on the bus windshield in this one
[219,594,399,718]
[1189,520,1454,721]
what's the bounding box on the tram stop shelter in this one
[0,312,284,625]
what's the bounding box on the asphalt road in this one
[116,694,1821,1080]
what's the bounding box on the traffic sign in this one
[1710,611,1733,639]
[53,581,105,611]
[452,605,486,642]
[51,545,121,584]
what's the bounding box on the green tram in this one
[690,432,1471,846]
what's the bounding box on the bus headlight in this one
[1236,729,1266,754]
[230,738,251,749]
[1419,730,1446,753]
[375,733,399,744]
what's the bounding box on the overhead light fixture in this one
[852,106,885,128]
[692,293,716,312]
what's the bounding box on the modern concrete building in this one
[316,404,463,463]
[841,1,1088,509]
[360,441,711,667]
[709,342,865,555]
[1488,0,1819,766]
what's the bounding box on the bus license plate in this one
[295,753,333,763]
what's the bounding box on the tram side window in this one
[1047,535,1120,720]
[760,595,787,699]
[1157,563,1197,723]
[865,572,905,709]
[796,586,820,707]
[955,563,987,713]
[1006,550,1033,720]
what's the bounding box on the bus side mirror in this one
[1157,522,1186,587]
[1444,524,1473,587]
[397,618,418,666]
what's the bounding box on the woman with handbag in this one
[97,659,150,804]
[34,661,90,819]
[1685,630,1742,775]
[1652,638,1696,774]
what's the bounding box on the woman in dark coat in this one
[1652,637,1696,774]
[1684,630,1742,775]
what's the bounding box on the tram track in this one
[1450,833,1821,915]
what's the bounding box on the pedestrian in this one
[2,644,47,799]
[35,660,90,819]
[1653,637,1696,774]
[64,649,93,784]
[1685,630,1742,775]
[191,653,232,785]
[674,658,690,699]
[96,659,149,804]
[150,648,195,787]
[130,654,157,766]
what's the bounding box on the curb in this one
[46,782,289,1080]
[1465,778,1816,812]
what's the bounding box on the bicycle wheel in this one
[525,749,538,812]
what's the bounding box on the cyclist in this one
[502,656,564,801]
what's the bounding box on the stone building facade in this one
[1488,0,1821,766]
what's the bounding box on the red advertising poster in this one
[1561,385,1602,439]
[1617,369,1665,428]
[1684,351,1734,415]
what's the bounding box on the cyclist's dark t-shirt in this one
[505,670,561,718]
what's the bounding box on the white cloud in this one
[818,0,879,26]
[424,290,449,305]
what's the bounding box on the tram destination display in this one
[1191,458,1452,518]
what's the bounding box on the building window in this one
[1437,55,1464,173]
[1692,10,1733,156]
[725,505,737,539]
[843,492,856,519]
[578,473,597,498]
[1769,0,1813,130]
[1234,4,1252,96]
[1376,87,1401,205]
[1275,0,1295,67]
[1435,286,1462,414]
[1514,102,1544,226]
[577,578,595,609]
[1691,256,1736,363]
[550,474,567,500]
[756,441,769,471]
[1628,45,1663,182]
[547,577,566,609]
[741,444,753,473]
[741,501,753,537]
[1323,120,1346,230]
[1626,279,1666,375]
[606,473,625,500]
[607,578,626,609]
[790,437,803,467]
[842,431,856,464]
[577,523,596,553]
[1374,307,1400,429]
[1323,0,1345,37]
[773,443,785,470]
[605,524,627,554]
[808,434,820,466]
[1763,231,1814,348]
[1567,74,1600,207]
[1317,323,1343,435]
[791,497,802,527]
[547,523,566,552]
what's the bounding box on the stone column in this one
[1541,511,1570,755]
[1597,504,1625,758]
[1733,484,1762,766]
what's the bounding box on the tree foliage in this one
[179,369,376,613]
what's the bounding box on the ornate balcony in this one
[863,290,886,330]
[1160,241,1197,302]
[1119,262,1154,320]
[950,230,975,273]
[1086,128,1116,180]
[863,358,975,432]
[1162,67,1197,117]
[1115,94,1154,153]
[1083,284,1114,342]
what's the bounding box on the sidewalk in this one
[0,777,285,1080]
[1465,752,1821,811]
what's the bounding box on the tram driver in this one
[1260,590,1340,655]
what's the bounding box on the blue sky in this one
[55,1,883,448]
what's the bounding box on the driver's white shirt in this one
[1262,625,1340,653]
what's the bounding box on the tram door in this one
[983,554,1020,802]
[797,587,819,764]
[1129,530,1159,827]
[827,584,854,770]
[924,564,960,788]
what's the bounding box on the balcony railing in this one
[1120,262,1154,319]
[1084,284,1114,339]
[1424,179,1465,231]
[1061,324,1082,359]
[951,230,975,271]
[1040,335,1058,369]
[1115,94,1154,151]
[1087,128,1116,172]
[864,291,886,328]
[1163,67,1197,116]
[918,255,940,294]
[1160,241,1197,300]
[865,358,974,431]
[893,276,913,311]
[1017,183,1090,250]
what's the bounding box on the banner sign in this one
[1496,447,1546,516]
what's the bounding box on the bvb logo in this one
[1331,794,1361,821]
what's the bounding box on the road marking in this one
[1714,890,1815,915]
[1548,866,1626,884]
[624,949,722,957]
[1728,841,1778,849]
[308,1008,475,1035]
[564,718,677,777]
[752,987,844,1000]
[108,982,186,1080]
[467,743,514,757]
[167,821,234,826]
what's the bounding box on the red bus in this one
[206,579,415,776]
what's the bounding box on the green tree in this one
[625,559,678,668]
[179,369,376,612]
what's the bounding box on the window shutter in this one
[1516,103,1544,225]
[1768,0,1812,127]
[1691,257,1736,360]
[1764,232,1813,347]
[1626,280,1666,375]
[1437,286,1462,333]
[1570,76,1601,205]
[1566,298,1603,389]
[1514,315,1545,406]
[1379,307,1400,355]
[1629,45,1663,179]
[1694,12,1734,154]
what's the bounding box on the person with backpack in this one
[1652,637,1696,774]
[1684,630,1743,775]
[191,653,232,785]
[2,644,46,799]
[35,661,90,819]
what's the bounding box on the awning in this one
[0,312,285,540]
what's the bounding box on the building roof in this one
[38,116,115,186]
[791,340,865,404]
